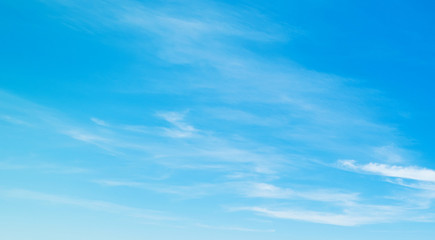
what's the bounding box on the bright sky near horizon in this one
[1,0,435,239]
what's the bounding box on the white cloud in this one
[156,111,197,138]
[64,129,109,143]
[236,206,397,226]
[0,162,89,174]
[90,117,109,127]
[0,115,32,126]
[242,183,359,205]
[93,180,359,206]
[244,183,293,198]
[195,223,275,233]
[202,107,281,126]
[0,189,174,221]
[339,160,435,182]
[94,180,142,187]
[372,145,408,163]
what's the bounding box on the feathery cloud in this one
[339,160,435,182]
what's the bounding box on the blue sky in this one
[1,0,435,239]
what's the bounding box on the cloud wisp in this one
[0,189,176,221]
[339,160,435,182]
[195,223,275,233]
[234,205,403,226]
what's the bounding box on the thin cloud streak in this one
[0,162,89,174]
[339,160,435,182]
[195,223,275,233]
[234,206,401,226]
[0,189,176,221]
[241,183,359,205]
[95,179,359,205]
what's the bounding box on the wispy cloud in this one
[0,115,32,126]
[0,162,89,174]
[95,179,224,199]
[195,223,275,233]
[234,205,401,226]
[241,183,359,205]
[339,160,435,182]
[156,111,198,138]
[0,189,175,221]
[94,179,143,187]
[94,179,359,206]
[338,160,435,212]
[90,117,109,127]
[63,129,110,143]
[201,107,283,126]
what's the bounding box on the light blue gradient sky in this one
[1,0,435,239]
